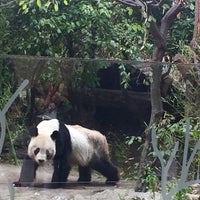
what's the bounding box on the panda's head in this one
[27,120,59,165]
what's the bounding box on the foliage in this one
[71,60,104,89]
[166,181,192,200]
[155,114,200,162]
[18,0,69,11]
[40,61,62,84]
[107,130,142,180]
[1,0,153,60]
[119,64,130,89]
[173,185,192,200]
[178,41,197,63]
[142,167,159,194]
[1,112,27,164]
[0,58,28,163]
[1,0,195,60]
[163,86,185,120]
[167,3,194,56]
[125,135,142,145]
[0,61,14,109]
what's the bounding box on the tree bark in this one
[137,53,164,192]
[185,0,200,115]
[190,0,200,59]
[172,1,200,117]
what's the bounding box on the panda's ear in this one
[29,127,38,137]
[51,131,59,141]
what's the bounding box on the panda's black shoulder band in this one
[57,122,72,152]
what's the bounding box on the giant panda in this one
[15,119,119,188]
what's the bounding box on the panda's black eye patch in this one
[46,150,52,160]
[34,148,40,155]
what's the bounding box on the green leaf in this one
[57,28,61,34]
[189,3,195,11]
[19,0,25,6]
[127,8,133,16]
[63,0,68,5]
[22,4,27,10]
[162,3,170,10]
[37,0,42,7]
[45,1,51,8]
[54,3,59,11]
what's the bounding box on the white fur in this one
[65,125,93,166]
[37,119,59,136]
[28,134,56,163]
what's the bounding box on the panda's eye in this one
[46,150,52,160]
[34,148,40,155]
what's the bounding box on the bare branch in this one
[150,22,166,49]
[117,0,187,51]
[160,1,186,37]
[150,0,187,49]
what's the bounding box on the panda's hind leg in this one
[78,166,91,183]
[92,159,119,185]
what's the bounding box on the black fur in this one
[14,155,38,187]
[51,122,72,188]
[77,158,119,185]
[91,158,119,185]
[78,166,92,182]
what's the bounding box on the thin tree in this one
[190,0,200,59]
[187,0,200,115]
[116,0,187,190]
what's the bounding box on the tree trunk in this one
[190,0,200,59]
[136,47,164,191]
[186,0,200,115]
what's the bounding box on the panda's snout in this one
[38,159,45,164]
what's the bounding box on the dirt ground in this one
[0,163,161,200]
